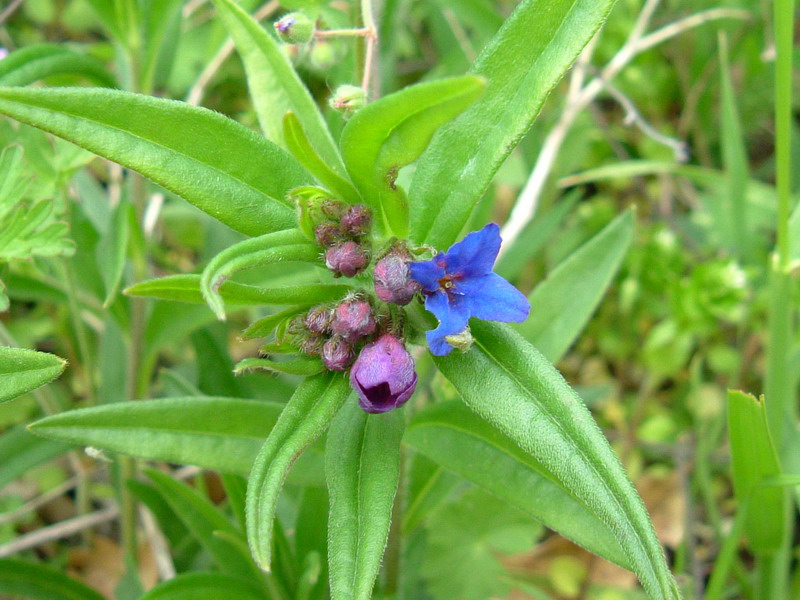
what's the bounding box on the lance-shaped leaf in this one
[138,572,265,600]
[0,87,310,236]
[340,76,485,237]
[0,44,116,87]
[211,0,344,174]
[727,390,787,553]
[434,321,679,600]
[235,356,324,377]
[515,209,634,362]
[0,559,106,600]
[410,0,617,248]
[405,401,630,568]
[247,374,351,571]
[200,229,322,319]
[0,426,70,490]
[126,274,350,307]
[0,346,66,404]
[284,112,361,204]
[146,469,263,581]
[28,397,283,475]
[326,402,404,600]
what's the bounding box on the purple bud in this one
[322,336,354,371]
[325,241,369,277]
[314,222,341,248]
[305,306,332,334]
[350,334,417,413]
[340,204,372,237]
[331,299,376,341]
[373,251,421,306]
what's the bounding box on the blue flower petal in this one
[408,255,447,293]
[424,290,470,356]
[443,223,501,277]
[457,273,530,323]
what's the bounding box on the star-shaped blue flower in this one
[408,223,530,355]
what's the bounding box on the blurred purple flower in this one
[350,334,417,413]
[408,223,529,356]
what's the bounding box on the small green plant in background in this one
[0,0,795,599]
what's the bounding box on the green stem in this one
[759,1,795,597]
[59,259,97,406]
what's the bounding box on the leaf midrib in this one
[471,336,666,596]
[0,91,297,210]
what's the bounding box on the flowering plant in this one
[0,0,719,598]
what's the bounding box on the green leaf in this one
[514,209,634,362]
[0,559,106,600]
[139,572,264,600]
[420,488,539,600]
[199,229,321,319]
[242,307,309,339]
[235,356,324,376]
[211,0,344,174]
[433,321,679,599]
[718,35,751,260]
[28,397,283,475]
[0,145,76,263]
[246,373,351,570]
[0,346,66,404]
[341,76,485,237]
[0,87,310,236]
[0,426,70,490]
[727,390,787,553]
[140,0,185,93]
[0,44,116,88]
[409,0,617,249]
[145,469,263,581]
[326,402,404,600]
[126,274,349,308]
[284,112,361,203]
[405,401,630,568]
[495,191,580,280]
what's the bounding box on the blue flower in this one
[408,223,530,355]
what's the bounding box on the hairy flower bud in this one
[314,222,341,248]
[325,241,369,277]
[331,299,376,342]
[350,334,417,413]
[274,12,315,44]
[329,85,367,116]
[304,306,332,334]
[340,204,372,237]
[322,336,354,371]
[300,333,325,356]
[373,249,421,306]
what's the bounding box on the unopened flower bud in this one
[308,40,336,71]
[331,299,376,342]
[444,328,474,353]
[329,85,367,116]
[314,222,341,248]
[274,12,315,44]
[300,333,325,356]
[321,198,346,219]
[322,336,354,371]
[374,249,421,306]
[350,334,417,413]
[340,204,372,237]
[325,241,369,277]
[305,306,332,334]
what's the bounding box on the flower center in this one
[438,273,458,290]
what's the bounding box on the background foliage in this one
[0,0,796,599]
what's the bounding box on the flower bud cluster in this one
[298,298,376,372]
[315,203,373,278]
